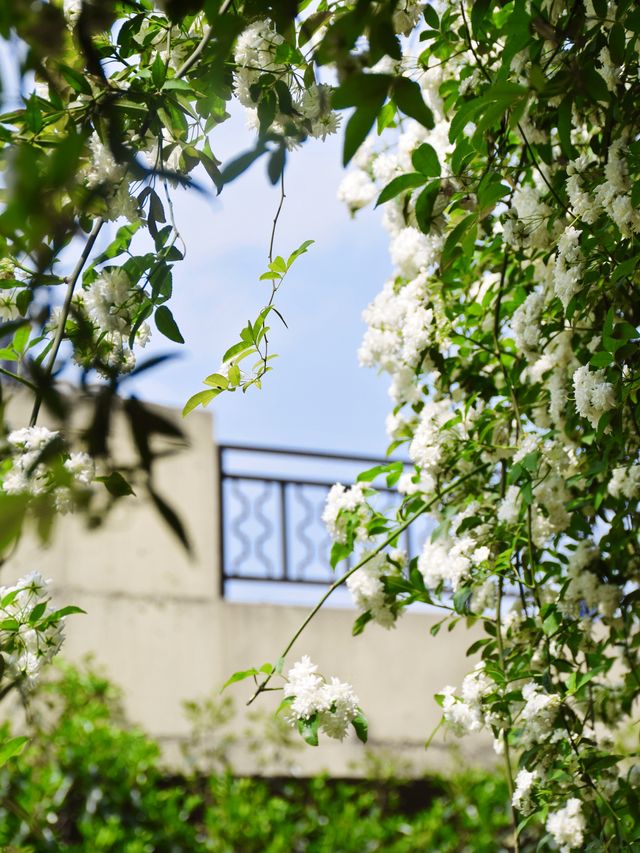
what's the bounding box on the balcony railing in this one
[217,444,431,598]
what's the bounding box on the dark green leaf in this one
[392,77,434,129]
[155,306,184,344]
[375,172,426,206]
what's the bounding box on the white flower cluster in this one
[546,798,586,852]
[511,290,544,356]
[346,550,405,629]
[2,427,94,511]
[503,183,552,251]
[85,134,138,223]
[497,484,521,525]
[608,463,640,500]
[593,140,640,238]
[79,268,151,375]
[283,656,360,740]
[441,663,494,736]
[527,329,579,431]
[322,482,371,544]
[418,504,489,591]
[553,226,583,310]
[572,364,615,429]
[520,682,560,746]
[409,399,452,475]
[560,541,619,620]
[359,274,438,377]
[0,571,66,690]
[566,141,640,238]
[566,155,599,225]
[529,440,577,546]
[234,22,340,147]
[392,0,424,35]
[512,767,538,815]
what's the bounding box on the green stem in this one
[29,216,105,427]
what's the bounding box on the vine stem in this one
[29,216,105,427]
[246,463,489,706]
[496,576,521,853]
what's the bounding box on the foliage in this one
[0,661,512,852]
[2,0,640,849]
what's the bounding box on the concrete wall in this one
[6,394,493,775]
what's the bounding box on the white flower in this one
[553,226,583,309]
[512,291,544,355]
[520,682,560,745]
[346,552,403,628]
[498,485,521,525]
[392,0,423,35]
[83,269,134,334]
[441,664,494,736]
[0,572,67,690]
[63,0,82,26]
[337,170,377,212]
[512,768,538,814]
[284,657,360,741]
[608,464,640,499]
[546,798,586,852]
[321,482,370,543]
[390,227,441,278]
[64,452,95,486]
[572,364,615,428]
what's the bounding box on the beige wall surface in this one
[5,394,493,776]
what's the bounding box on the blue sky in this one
[125,108,394,455]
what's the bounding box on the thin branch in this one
[173,0,236,81]
[268,170,286,265]
[0,366,37,392]
[246,463,489,706]
[29,216,105,427]
[174,27,214,79]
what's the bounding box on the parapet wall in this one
[6,394,493,775]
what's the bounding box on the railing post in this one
[279,480,289,581]
[217,444,226,598]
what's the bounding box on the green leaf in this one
[221,668,260,691]
[352,712,368,743]
[28,602,47,624]
[154,306,184,344]
[332,74,392,109]
[42,605,86,622]
[343,105,380,166]
[411,143,440,176]
[376,101,396,134]
[204,373,229,389]
[287,239,314,267]
[152,53,166,89]
[220,143,267,185]
[298,715,319,746]
[415,182,440,233]
[182,389,219,416]
[352,611,373,636]
[392,77,434,129]
[423,4,439,28]
[98,471,136,497]
[330,541,351,568]
[161,78,192,92]
[375,172,426,206]
[0,736,28,768]
[59,64,92,95]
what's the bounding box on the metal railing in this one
[217,444,429,597]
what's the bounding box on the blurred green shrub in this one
[0,661,511,852]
